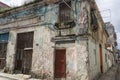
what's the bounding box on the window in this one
[59,1,71,22]
[0,6,3,9]
[105,54,107,63]
[0,33,9,42]
[17,32,34,49]
[90,7,98,31]
[94,49,97,65]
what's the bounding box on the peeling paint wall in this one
[0,0,105,80]
[31,26,54,79]
[75,39,89,80]
[102,48,109,73]
[88,39,111,80]
[55,43,77,80]
[5,24,55,79]
[88,39,101,80]
[6,30,17,73]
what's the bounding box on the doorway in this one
[54,49,66,78]
[15,32,34,74]
[0,33,9,69]
[0,43,7,69]
[99,44,103,73]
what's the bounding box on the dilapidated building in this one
[0,0,115,80]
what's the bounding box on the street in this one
[98,64,120,80]
[0,65,120,80]
[116,64,120,80]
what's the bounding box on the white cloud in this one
[1,0,33,7]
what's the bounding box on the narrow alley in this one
[116,64,120,80]
[98,64,120,80]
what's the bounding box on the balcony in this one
[54,21,75,36]
[53,1,76,40]
[90,7,98,31]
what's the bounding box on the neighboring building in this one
[105,22,118,64]
[0,0,116,80]
[118,50,120,63]
[105,22,117,45]
[0,2,10,9]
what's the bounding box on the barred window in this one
[59,1,71,22]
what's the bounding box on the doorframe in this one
[14,31,34,74]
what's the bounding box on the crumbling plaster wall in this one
[75,38,89,80]
[31,26,55,79]
[102,48,109,73]
[0,0,92,80]
[88,38,110,79]
[55,39,89,80]
[5,25,40,72]
[108,52,114,67]
[88,39,101,80]
[29,4,57,79]
[5,24,55,79]
[55,43,77,80]
[6,30,17,73]
[0,3,57,79]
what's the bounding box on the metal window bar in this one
[59,1,71,22]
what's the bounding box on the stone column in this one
[6,30,17,73]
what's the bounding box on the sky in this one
[0,0,33,7]
[96,0,120,49]
[1,0,120,48]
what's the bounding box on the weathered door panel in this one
[0,33,9,69]
[15,32,34,74]
[22,50,32,74]
[0,43,7,69]
[99,45,103,73]
[15,49,23,71]
[55,49,66,78]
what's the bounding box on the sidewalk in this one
[0,65,118,80]
[98,65,118,80]
[0,73,40,80]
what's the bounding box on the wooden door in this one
[15,32,34,74]
[0,43,7,69]
[22,50,32,74]
[55,49,66,78]
[99,45,103,73]
[15,49,23,70]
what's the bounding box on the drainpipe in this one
[86,0,92,80]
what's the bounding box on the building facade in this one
[105,22,118,64]
[0,0,116,80]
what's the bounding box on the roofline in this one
[0,1,10,8]
[0,0,63,17]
